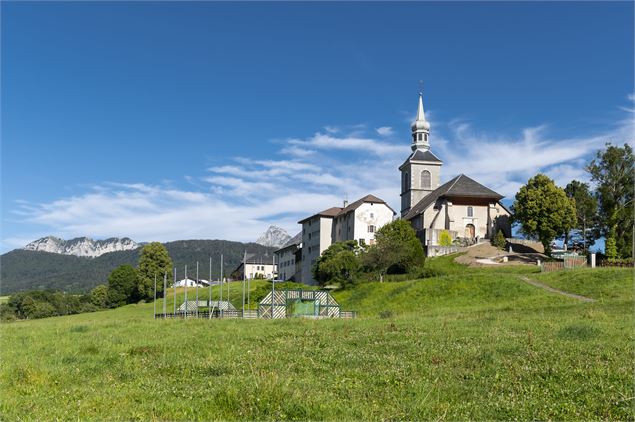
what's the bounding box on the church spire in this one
[411,92,431,151]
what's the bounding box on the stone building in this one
[401,93,511,252]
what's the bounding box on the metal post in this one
[196,261,199,318]
[184,265,188,319]
[242,250,246,317]
[583,215,587,255]
[153,273,157,319]
[271,275,275,318]
[173,266,177,316]
[163,272,167,317]
[219,254,223,314]
[208,256,212,315]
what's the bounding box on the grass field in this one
[0,257,633,420]
[0,296,8,305]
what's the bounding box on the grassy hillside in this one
[0,240,275,295]
[0,259,632,420]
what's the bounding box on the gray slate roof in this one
[276,232,302,252]
[400,149,442,169]
[404,174,504,220]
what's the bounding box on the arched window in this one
[403,172,410,191]
[421,170,431,189]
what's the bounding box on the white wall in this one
[276,247,297,281]
[301,216,334,285]
[352,202,394,246]
[245,262,276,280]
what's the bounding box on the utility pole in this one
[173,266,177,315]
[196,261,199,318]
[153,273,157,319]
[184,265,188,319]
[163,272,167,317]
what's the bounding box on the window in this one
[418,133,422,141]
[467,206,473,217]
[370,213,374,218]
[403,171,410,191]
[421,170,431,189]
[368,225,375,233]
[308,233,312,239]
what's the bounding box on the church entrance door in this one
[465,224,475,238]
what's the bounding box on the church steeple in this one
[411,92,431,151]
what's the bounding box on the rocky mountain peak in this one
[255,226,291,248]
[23,236,139,258]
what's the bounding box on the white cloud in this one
[376,126,394,136]
[5,99,632,251]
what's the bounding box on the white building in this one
[233,252,277,280]
[174,277,211,288]
[299,195,395,285]
[401,92,512,251]
[274,232,302,282]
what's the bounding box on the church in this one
[400,93,511,252]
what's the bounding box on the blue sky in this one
[1,1,633,251]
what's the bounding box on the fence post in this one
[590,253,596,268]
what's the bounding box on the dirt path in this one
[518,276,596,303]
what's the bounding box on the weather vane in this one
[419,80,424,94]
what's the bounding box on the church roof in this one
[336,194,396,217]
[404,174,504,220]
[399,149,442,169]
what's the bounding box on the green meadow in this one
[1,257,633,420]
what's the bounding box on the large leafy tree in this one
[564,180,598,250]
[586,143,634,258]
[312,240,360,289]
[511,174,576,255]
[107,264,139,306]
[137,242,173,301]
[362,219,424,280]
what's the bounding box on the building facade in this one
[401,93,512,251]
[298,195,395,285]
[275,232,302,282]
[233,252,277,280]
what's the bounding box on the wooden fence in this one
[541,256,588,272]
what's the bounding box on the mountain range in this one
[2,239,277,295]
[24,236,139,257]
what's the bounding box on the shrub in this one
[439,230,453,247]
[491,230,507,250]
[605,237,618,260]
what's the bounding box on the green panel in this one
[287,299,316,316]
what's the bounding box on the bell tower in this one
[399,91,443,217]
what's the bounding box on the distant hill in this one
[0,240,275,295]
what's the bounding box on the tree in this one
[108,265,139,306]
[511,174,576,255]
[137,242,173,301]
[312,241,360,288]
[605,236,618,260]
[586,143,634,259]
[89,284,110,308]
[564,180,598,251]
[491,230,507,250]
[362,220,424,280]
